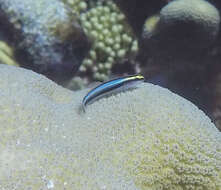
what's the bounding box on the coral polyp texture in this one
[62,0,87,15]
[142,0,220,54]
[0,0,90,79]
[0,64,220,189]
[79,0,138,81]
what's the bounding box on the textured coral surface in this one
[0,65,220,189]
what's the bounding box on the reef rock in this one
[0,0,90,82]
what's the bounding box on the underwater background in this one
[0,0,221,189]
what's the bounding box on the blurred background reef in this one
[0,0,221,131]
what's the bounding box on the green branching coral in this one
[0,41,19,67]
[0,64,220,189]
[62,0,87,15]
[79,0,138,81]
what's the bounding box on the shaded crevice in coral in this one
[114,0,166,37]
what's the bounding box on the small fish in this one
[82,74,145,111]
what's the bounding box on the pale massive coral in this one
[142,0,220,60]
[0,65,220,189]
[159,0,220,43]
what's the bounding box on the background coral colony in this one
[0,0,220,189]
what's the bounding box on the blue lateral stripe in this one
[86,78,125,97]
[82,74,144,111]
